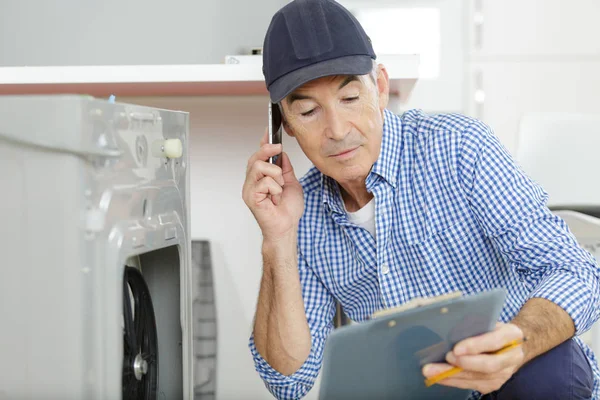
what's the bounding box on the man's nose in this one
[324,109,349,141]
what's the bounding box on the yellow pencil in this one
[424,337,527,387]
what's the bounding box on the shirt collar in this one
[322,173,345,215]
[322,108,403,214]
[368,108,403,189]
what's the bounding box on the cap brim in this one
[268,55,374,103]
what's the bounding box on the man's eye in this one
[301,109,316,117]
[343,96,359,102]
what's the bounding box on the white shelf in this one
[0,54,419,100]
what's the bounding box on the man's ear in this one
[376,64,390,112]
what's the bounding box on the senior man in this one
[242,0,600,398]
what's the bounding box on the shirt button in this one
[381,264,390,275]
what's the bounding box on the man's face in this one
[281,65,390,186]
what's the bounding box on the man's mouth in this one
[330,147,359,158]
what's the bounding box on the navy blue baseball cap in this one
[263,0,376,104]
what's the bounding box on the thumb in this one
[280,152,298,184]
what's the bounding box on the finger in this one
[279,152,298,183]
[422,363,454,378]
[454,323,523,356]
[435,366,511,382]
[434,366,514,392]
[260,127,269,146]
[253,177,283,201]
[447,347,523,374]
[272,193,282,206]
[247,143,283,171]
[247,159,285,186]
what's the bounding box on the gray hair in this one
[368,59,378,85]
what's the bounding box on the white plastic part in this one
[164,139,183,158]
[85,207,106,232]
[152,139,183,159]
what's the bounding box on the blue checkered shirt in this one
[249,109,600,399]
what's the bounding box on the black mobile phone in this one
[268,102,283,164]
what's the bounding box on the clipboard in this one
[318,288,507,400]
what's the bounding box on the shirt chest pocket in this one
[407,220,493,296]
[406,218,484,294]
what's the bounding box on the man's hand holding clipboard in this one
[422,322,526,394]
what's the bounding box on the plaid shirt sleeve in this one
[457,120,600,335]
[248,251,336,399]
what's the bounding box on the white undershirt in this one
[344,198,376,239]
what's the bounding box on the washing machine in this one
[0,95,193,400]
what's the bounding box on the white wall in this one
[0,0,286,66]
[124,95,318,400]
[465,0,600,152]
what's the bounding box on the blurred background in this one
[1,0,599,399]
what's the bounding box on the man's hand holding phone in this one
[242,129,304,243]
